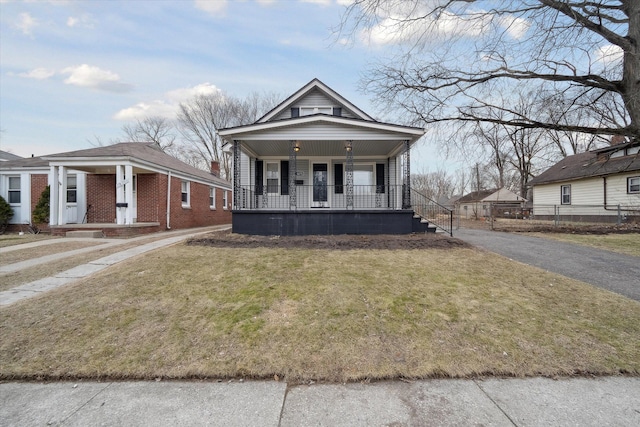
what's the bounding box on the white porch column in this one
[116,164,125,225]
[58,166,67,225]
[124,164,134,224]
[49,166,59,226]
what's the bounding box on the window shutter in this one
[376,163,385,194]
[291,108,299,118]
[334,163,343,194]
[281,160,289,195]
[333,107,342,117]
[255,160,263,195]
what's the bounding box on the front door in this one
[312,163,328,207]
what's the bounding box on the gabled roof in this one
[42,142,230,187]
[456,189,497,203]
[482,188,526,202]
[529,141,640,186]
[256,78,374,123]
[0,150,23,162]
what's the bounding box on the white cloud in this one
[499,15,530,39]
[114,83,221,121]
[18,67,56,80]
[113,101,177,121]
[62,64,133,93]
[67,13,95,28]
[301,0,332,6]
[194,0,228,15]
[166,82,220,102]
[595,44,623,65]
[16,12,37,36]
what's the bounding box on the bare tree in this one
[121,116,177,152]
[340,0,639,139]
[411,169,456,200]
[177,91,281,179]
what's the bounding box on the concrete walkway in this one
[1,377,638,426]
[454,228,640,301]
[0,225,230,307]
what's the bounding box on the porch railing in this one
[235,184,402,210]
[410,189,454,236]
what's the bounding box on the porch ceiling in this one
[241,139,405,157]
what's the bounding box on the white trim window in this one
[8,176,21,204]
[223,190,228,209]
[300,106,333,116]
[561,184,571,205]
[181,180,190,207]
[628,176,640,194]
[209,187,216,209]
[266,162,279,194]
[67,175,77,203]
[353,164,375,194]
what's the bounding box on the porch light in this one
[294,144,301,152]
[345,141,353,152]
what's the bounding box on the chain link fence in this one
[454,203,640,230]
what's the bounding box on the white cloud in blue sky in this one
[0,0,457,171]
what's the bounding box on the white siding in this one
[533,173,640,217]
[272,89,358,120]
[237,123,412,141]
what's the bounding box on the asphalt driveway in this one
[454,228,640,302]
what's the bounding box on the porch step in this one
[411,215,436,233]
[66,230,104,238]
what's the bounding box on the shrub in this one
[32,185,50,225]
[0,195,14,234]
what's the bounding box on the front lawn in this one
[1,242,638,382]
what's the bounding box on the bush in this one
[32,185,50,225]
[0,195,14,234]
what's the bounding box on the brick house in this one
[0,143,231,236]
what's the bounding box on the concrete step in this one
[66,230,104,238]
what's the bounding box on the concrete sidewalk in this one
[0,225,230,307]
[1,377,638,426]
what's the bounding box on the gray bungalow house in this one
[219,79,452,235]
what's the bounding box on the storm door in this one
[312,163,328,207]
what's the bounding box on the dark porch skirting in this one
[232,210,425,236]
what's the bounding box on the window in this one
[8,176,20,204]
[67,175,77,203]
[353,164,374,194]
[209,187,216,209]
[223,190,228,209]
[561,185,571,205]
[266,162,279,194]
[181,180,190,207]
[300,106,333,116]
[629,177,640,194]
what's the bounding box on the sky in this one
[0,0,464,173]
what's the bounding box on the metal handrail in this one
[410,189,454,236]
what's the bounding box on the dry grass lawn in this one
[0,233,58,248]
[529,232,640,257]
[1,243,638,383]
[0,241,106,266]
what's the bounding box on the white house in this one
[219,78,452,235]
[528,140,640,222]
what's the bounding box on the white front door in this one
[65,174,78,223]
